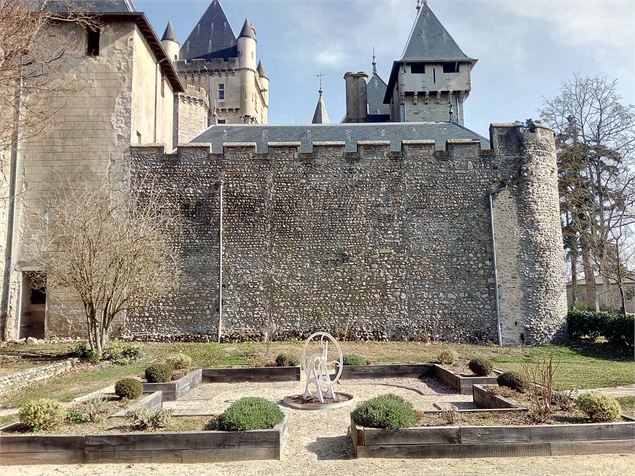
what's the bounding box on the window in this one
[161,79,165,98]
[86,28,100,56]
[442,62,459,73]
[218,83,225,101]
[217,119,226,124]
[136,131,142,144]
[410,63,425,74]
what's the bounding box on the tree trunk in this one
[599,254,615,311]
[581,245,598,311]
[570,253,578,307]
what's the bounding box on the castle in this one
[0,0,568,345]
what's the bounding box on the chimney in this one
[343,72,368,123]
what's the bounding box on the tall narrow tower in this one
[237,18,258,123]
[384,2,477,124]
[161,22,180,63]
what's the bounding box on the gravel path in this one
[2,377,633,475]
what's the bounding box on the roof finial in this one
[317,72,325,94]
[372,47,377,74]
[416,0,422,11]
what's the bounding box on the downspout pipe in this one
[154,58,169,143]
[1,78,23,340]
[217,180,224,343]
[489,185,507,346]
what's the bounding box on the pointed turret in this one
[239,18,257,40]
[258,61,269,107]
[384,2,477,125]
[161,22,177,42]
[181,0,237,61]
[367,55,390,122]
[257,60,268,79]
[312,89,330,125]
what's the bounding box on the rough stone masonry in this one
[127,122,567,345]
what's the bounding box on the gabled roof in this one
[192,122,490,154]
[47,0,136,13]
[181,0,238,61]
[400,3,474,63]
[311,90,330,124]
[162,22,177,42]
[367,72,390,117]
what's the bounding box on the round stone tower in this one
[237,18,257,122]
[161,22,180,63]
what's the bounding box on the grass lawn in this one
[617,396,635,417]
[0,340,633,408]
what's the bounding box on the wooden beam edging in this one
[473,384,527,410]
[340,364,433,380]
[433,364,500,395]
[202,366,301,383]
[349,418,635,459]
[110,391,163,418]
[142,369,202,402]
[0,415,288,465]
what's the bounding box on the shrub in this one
[127,408,173,431]
[576,392,622,422]
[74,397,109,422]
[497,371,529,393]
[567,310,605,340]
[605,314,635,347]
[19,399,67,431]
[216,397,284,431]
[171,368,189,381]
[342,354,366,366]
[274,353,300,367]
[121,342,143,360]
[115,378,143,400]
[66,408,88,423]
[70,341,100,362]
[436,349,459,365]
[468,358,493,376]
[103,341,143,365]
[351,394,417,430]
[145,363,173,383]
[165,352,192,371]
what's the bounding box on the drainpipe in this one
[154,58,169,143]
[217,180,224,343]
[489,185,507,346]
[1,77,23,340]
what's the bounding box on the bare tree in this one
[36,182,183,355]
[0,0,95,149]
[541,75,635,311]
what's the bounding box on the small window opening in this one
[161,78,165,98]
[217,118,226,124]
[87,28,100,56]
[442,62,459,73]
[136,131,142,144]
[218,83,225,101]
[410,63,425,74]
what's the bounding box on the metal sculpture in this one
[301,332,343,403]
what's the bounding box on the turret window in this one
[218,83,225,101]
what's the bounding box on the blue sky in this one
[135,0,635,136]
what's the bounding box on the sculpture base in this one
[282,392,354,411]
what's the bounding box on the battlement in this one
[490,121,555,156]
[175,57,240,73]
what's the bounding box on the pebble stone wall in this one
[127,122,567,344]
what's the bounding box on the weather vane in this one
[417,0,427,10]
[317,72,325,93]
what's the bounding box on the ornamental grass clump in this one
[576,392,622,422]
[274,353,300,367]
[144,363,173,383]
[497,371,529,393]
[436,349,459,365]
[216,397,284,431]
[342,354,366,366]
[165,352,192,371]
[468,357,493,376]
[115,378,143,400]
[19,399,67,431]
[351,394,417,430]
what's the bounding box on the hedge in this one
[567,310,634,347]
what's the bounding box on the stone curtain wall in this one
[127,124,567,344]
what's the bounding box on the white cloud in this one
[316,48,349,67]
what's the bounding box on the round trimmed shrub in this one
[342,354,366,366]
[437,349,459,365]
[144,363,173,383]
[216,397,284,431]
[351,394,417,430]
[497,371,529,393]
[468,358,493,376]
[275,353,300,367]
[19,399,67,431]
[165,352,192,371]
[576,392,622,422]
[115,378,143,399]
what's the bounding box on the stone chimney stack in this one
[343,72,368,123]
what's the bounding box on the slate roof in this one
[311,90,330,125]
[191,122,489,154]
[239,18,257,40]
[257,61,268,79]
[367,72,390,117]
[46,0,136,13]
[181,0,238,61]
[400,4,474,63]
[162,22,177,42]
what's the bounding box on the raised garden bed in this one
[473,384,527,410]
[350,415,635,458]
[202,366,300,383]
[143,369,202,401]
[339,364,432,380]
[433,364,499,395]
[0,414,288,464]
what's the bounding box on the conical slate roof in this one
[312,90,330,124]
[239,18,257,40]
[162,22,177,42]
[400,3,474,62]
[257,61,268,79]
[181,0,238,61]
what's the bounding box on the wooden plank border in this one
[340,364,433,379]
[433,364,499,395]
[202,366,301,382]
[472,384,527,410]
[0,415,287,465]
[143,369,202,402]
[350,418,635,459]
